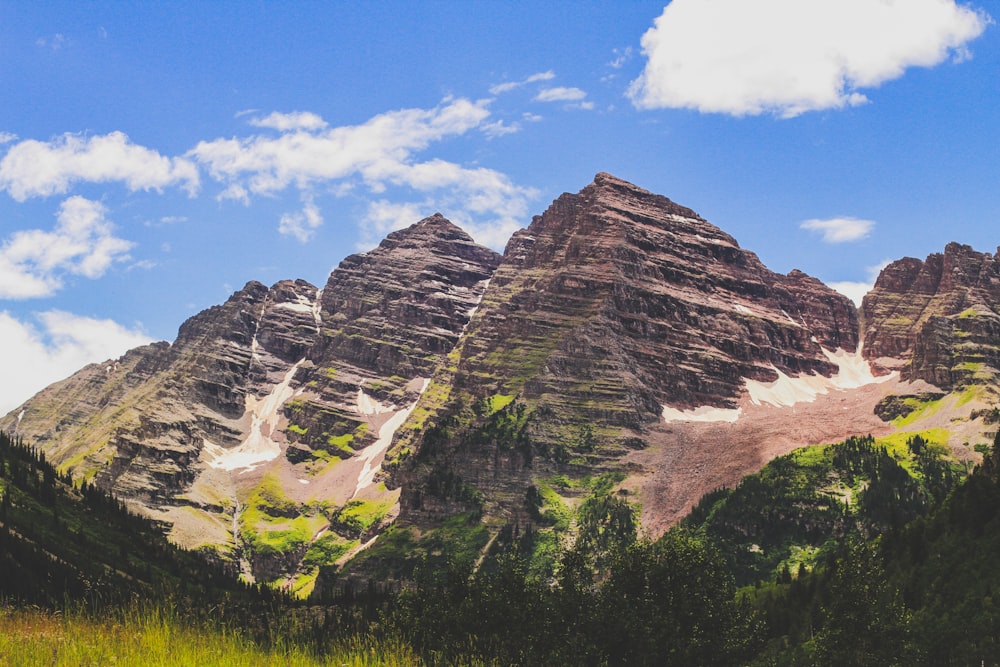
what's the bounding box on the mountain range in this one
[3,173,998,594]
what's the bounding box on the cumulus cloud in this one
[801,216,875,243]
[0,196,133,299]
[0,131,200,201]
[0,132,16,145]
[191,97,537,247]
[489,70,556,95]
[0,309,152,414]
[629,0,991,117]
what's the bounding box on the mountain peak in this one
[379,213,475,250]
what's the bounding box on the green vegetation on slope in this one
[683,432,961,586]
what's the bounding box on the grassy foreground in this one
[0,605,423,667]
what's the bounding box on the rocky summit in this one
[3,174,998,592]
[862,242,1000,388]
[384,173,874,537]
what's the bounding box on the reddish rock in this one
[863,242,1000,387]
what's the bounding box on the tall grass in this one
[0,604,423,666]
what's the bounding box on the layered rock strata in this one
[862,243,1000,388]
[393,173,862,525]
[0,215,500,589]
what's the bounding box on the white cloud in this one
[827,281,872,307]
[827,259,893,306]
[482,120,521,139]
[248,111,328,132]
[629,0,991,117]
[608,47,633,69]
[0,132,16,145]
[0,196,133,298]
[358,200,431,249]
[0,131,200,201]
[191,98,536,245]
[190,98,491,195]
[360,196,524,252]
[489,70,556,95]
[535,87,588,103]
[279,199,324,243]
[801,216,875,243]
[0,309,152,414]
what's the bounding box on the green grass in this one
[0,605,424,666]
[484,393,514,414]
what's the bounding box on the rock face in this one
[391,173,861,527]
[0,214,500,593]
[862,243,1000,388]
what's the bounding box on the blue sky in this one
[0,0,995,412]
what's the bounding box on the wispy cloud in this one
[608,47,633,69]
[489,70,556,95]
[0,309,152,413]
[0,197,133,299]
[629,0,991,117]
[35,33,66,51]
[481,119,521,139]
[0,131,199,201]
[248,111,328,132]
[801,216,875,243]
[535,87,587,103]
[279,198,324,243]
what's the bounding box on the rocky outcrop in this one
[862,243,1000,388]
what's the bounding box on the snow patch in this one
[356,388,394,415]
[465,278,491,321]
[661,345,894,422]
[202,359,304,472]
[15,409,24,429]
[662,405,742,423]
[745,346,894,409]
[351,378,430,498]
[733,304,752,315]
[274,301,313,314]
[781,310,802,328]
[298,479,309,485]
[250,334,261,365]
[312,289,323,326]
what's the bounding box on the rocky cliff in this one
[0,214,499,594]
[862,242,1000,388]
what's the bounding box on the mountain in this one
[2,173,997,592]
[1,214,499,593]
[387,174,872,529]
